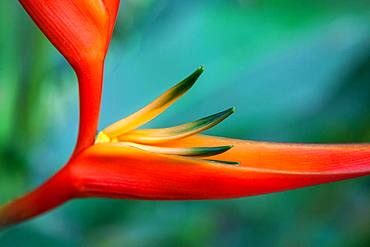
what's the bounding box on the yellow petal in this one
[101,67,204,138]
[118,107,235,144]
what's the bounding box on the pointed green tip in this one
[218,107,235,119]
[205,159,240,166]
[167,67,205,102]
[190,66,204,80]
[222,107,236,117]
[224,145,234,152]
[176,66,204,91]
[206,145,233,155]
[188,66,204,81]
[186,145,234,157]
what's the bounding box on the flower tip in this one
[205,159,241,166]
[189,145,233,157]
[225,145,234,153]
[204,145,234,156]
[184,66,204,85]
[223,107,236,117]
[170,67,204,100]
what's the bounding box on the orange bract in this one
[70,138,370,200]
[19,0,119,69]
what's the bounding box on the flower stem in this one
[73,62,104,155]
[0,60,104,228]
[0,166,74,229]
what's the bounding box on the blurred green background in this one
[1,0,370,246]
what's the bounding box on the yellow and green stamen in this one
[96,67,238,165]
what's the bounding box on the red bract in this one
[70,139,370,200]
[20,0,118,70]
[0,1,369,228]
[19,0,119,153]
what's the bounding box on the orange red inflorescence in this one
[0,0,369,228]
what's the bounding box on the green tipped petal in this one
[109,142,233,157]
[101,67,204,138]
[118,107,235,144]
[204,159,240,166]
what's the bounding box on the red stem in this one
[0,166,75,229]
[73,62,104,155]
[0,62,104,228]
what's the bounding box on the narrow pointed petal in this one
[70,141,370,200]
[108,142,233,157]
[204,159,240,166]
[118,107,235,144]
[102,67,204,138]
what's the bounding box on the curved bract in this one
[19,0,119,69]
[0,0,369,229]
[70,140,370,200]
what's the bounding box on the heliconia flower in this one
[1,67,370,228]
[1,1,369,229]
[19,0,120,153]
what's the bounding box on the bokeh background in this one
[1,0,370,246]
